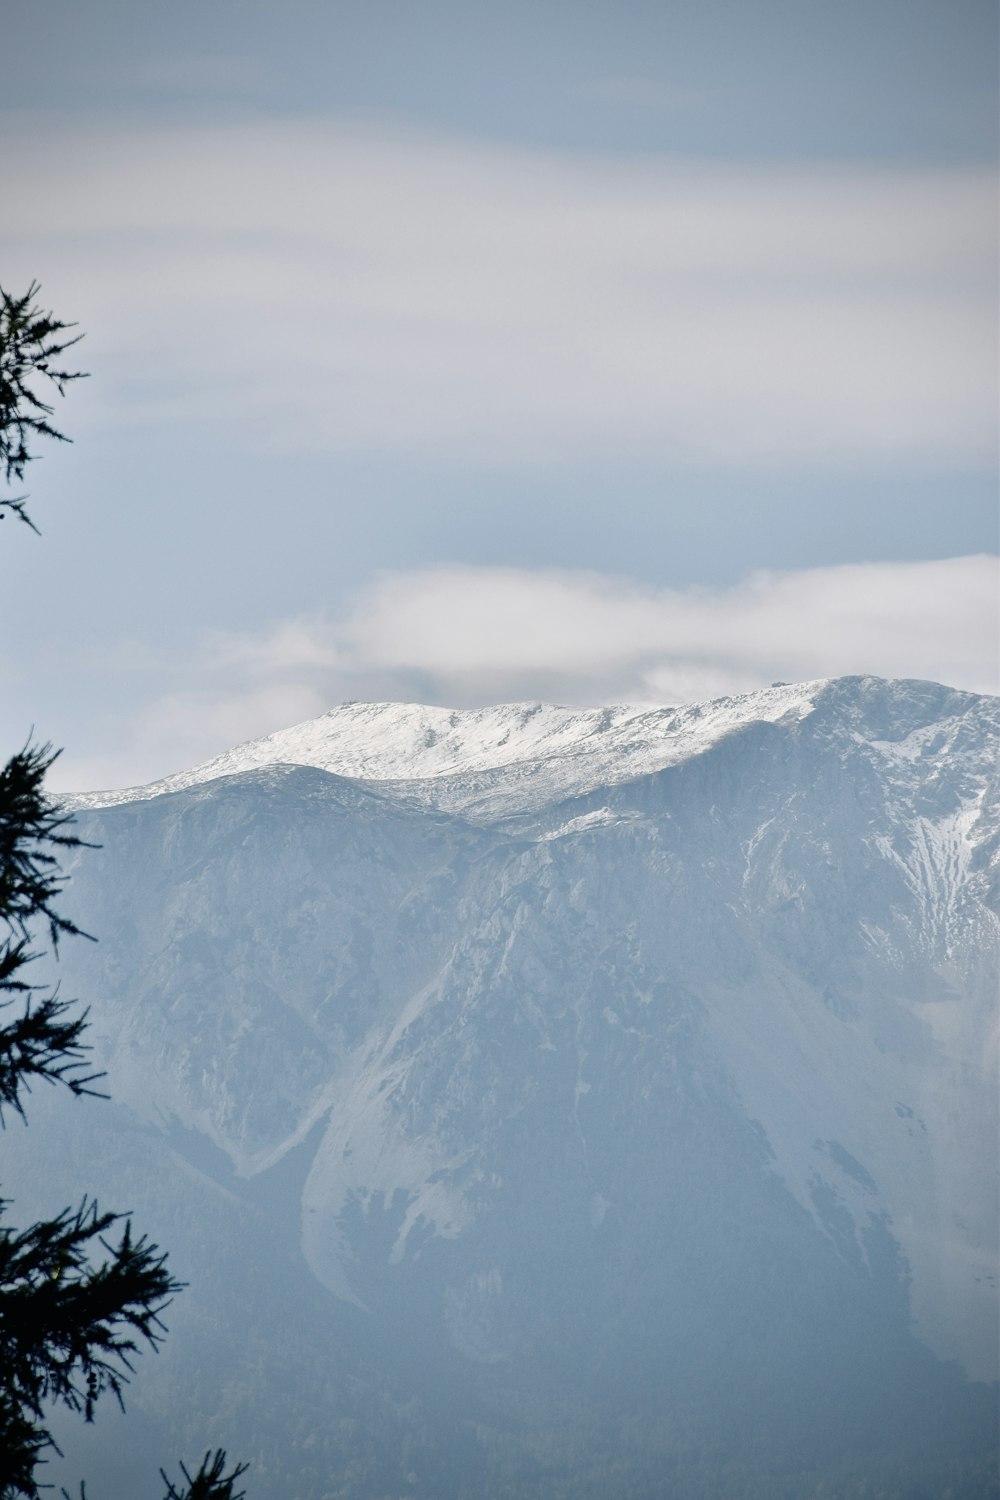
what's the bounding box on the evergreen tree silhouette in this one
[0,284,247,1500]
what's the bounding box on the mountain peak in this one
[61,675,994,821]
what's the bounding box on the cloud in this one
[338,554,999,701]
[59,680,331,797]
[52,554,998,790]
[2,116,994,467]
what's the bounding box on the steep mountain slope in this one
[15,675,999,1495]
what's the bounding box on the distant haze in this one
[13,674,999,1495]
[53,558,998,793]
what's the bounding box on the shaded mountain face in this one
[13,676,999,1495]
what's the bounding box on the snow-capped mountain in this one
[17,675,999,1495]
[63,679,823,818]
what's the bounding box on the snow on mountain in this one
[44,675,1000,1402]
[61,679,822,818]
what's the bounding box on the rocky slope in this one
[14,674,998,1495]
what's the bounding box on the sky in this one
[1,0,997,791]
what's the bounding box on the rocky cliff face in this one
[16,675,999,1494]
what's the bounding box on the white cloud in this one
[339,555,999,700]
[52,555,998,790]
[60,681,331,796]
[2,115,994,467]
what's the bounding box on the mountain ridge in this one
[42,672,998,1399]
[60,674,994,823]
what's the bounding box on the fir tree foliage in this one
[0,287,247,1499]
[0,282,86,532]
[0,744,103,1123]
[160,1452,249,1500]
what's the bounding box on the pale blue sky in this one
[2,0,997,788]
[6,0,998,161]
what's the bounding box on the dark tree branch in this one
[160,1451,250,1500]
[0,1201,183,1426]
[0,282,87,514]
[0,741,95,949]
[0,288,248,1498]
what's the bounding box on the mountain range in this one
[11,674,998,1497]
